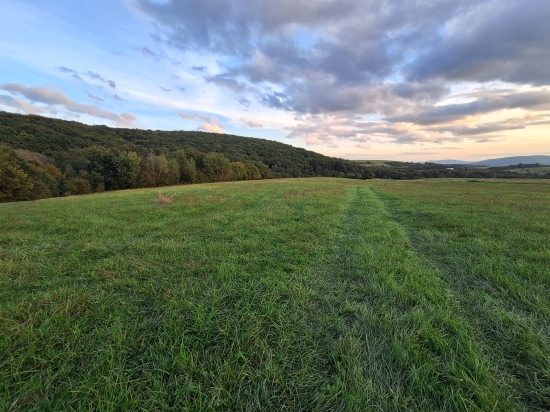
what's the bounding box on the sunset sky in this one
[1,0,549,161]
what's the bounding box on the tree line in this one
[369,163,550,180]
[0,112,366,202]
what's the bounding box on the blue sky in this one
[1,0,549,161]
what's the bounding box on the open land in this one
[1,178,549,411]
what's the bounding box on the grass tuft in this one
[155,191,172,204]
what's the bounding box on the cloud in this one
[0,94,46,115]
[239,98,251,107]
[87,71,105,81]
[178,112,224,133]
[205,75,249,93]
[178,112,210,122]
[176,86,186,93]
[200,122,224,133]
[1,83,138,127]
[387,90,550,125]
[432,114,550,136]
[158,86,171,92]
[86,91,104,103]
[407,0,550,86]
[58,66,75,73]
[131,0,550,149]
[243,119,263,128]
[84,71,117,89]
[138,46,159,58]
[112,94,127,102]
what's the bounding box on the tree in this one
[231,162,248,181]
[0,146,33,201]
[174,150,196,183]
[361,168,375,179]
[115,151,141,189]
[245,162,262,180]
[203,152,232,181]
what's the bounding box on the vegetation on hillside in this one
[1,178,549,410]
[361,161,550,180]
[0,111,364,202]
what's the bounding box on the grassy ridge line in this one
[374,182,550,410]
[310,186,508,411]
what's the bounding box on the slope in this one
[2,178,549,410]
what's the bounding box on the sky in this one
[0,0,549,162]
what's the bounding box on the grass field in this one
[1,178,549,411]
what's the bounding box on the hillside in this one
[0,111,363,202]
[2,178,549,410]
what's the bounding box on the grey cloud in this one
[159,86,171,92]
[0,94,46,115]
[72,74,85,82]
[1,83,138,127]
[136,0,550,147]
[260,81,439,116]
[387,90,550,125]
[136,0,474,91]
[205,75,249,93]
[112,94,127,102]
[176,86,186,93]
[239,98,251,107]
[138,46,159,58]
[86,91,104,103]
[408,0,550,85]
[433,114,550,136]
[85,71,117,89]
[87,71,105,82]
[59,66,74,73]
[135,0,550,96]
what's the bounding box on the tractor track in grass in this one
[373,187,550,411]
[309,186,510,411]
[2,179,547,411]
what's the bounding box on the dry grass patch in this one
[155,192,172,204]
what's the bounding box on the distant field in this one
[507,166,550,174]
[353,160,393,167]
[1,178,549,411]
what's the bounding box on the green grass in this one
[1,178,549,411]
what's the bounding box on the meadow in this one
[1,178,549,411]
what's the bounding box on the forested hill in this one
[0,111,363,202]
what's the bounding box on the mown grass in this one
[1,178,549,411]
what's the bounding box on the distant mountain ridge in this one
[429,156,550,167]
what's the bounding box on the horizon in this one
[1,0,549,162]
